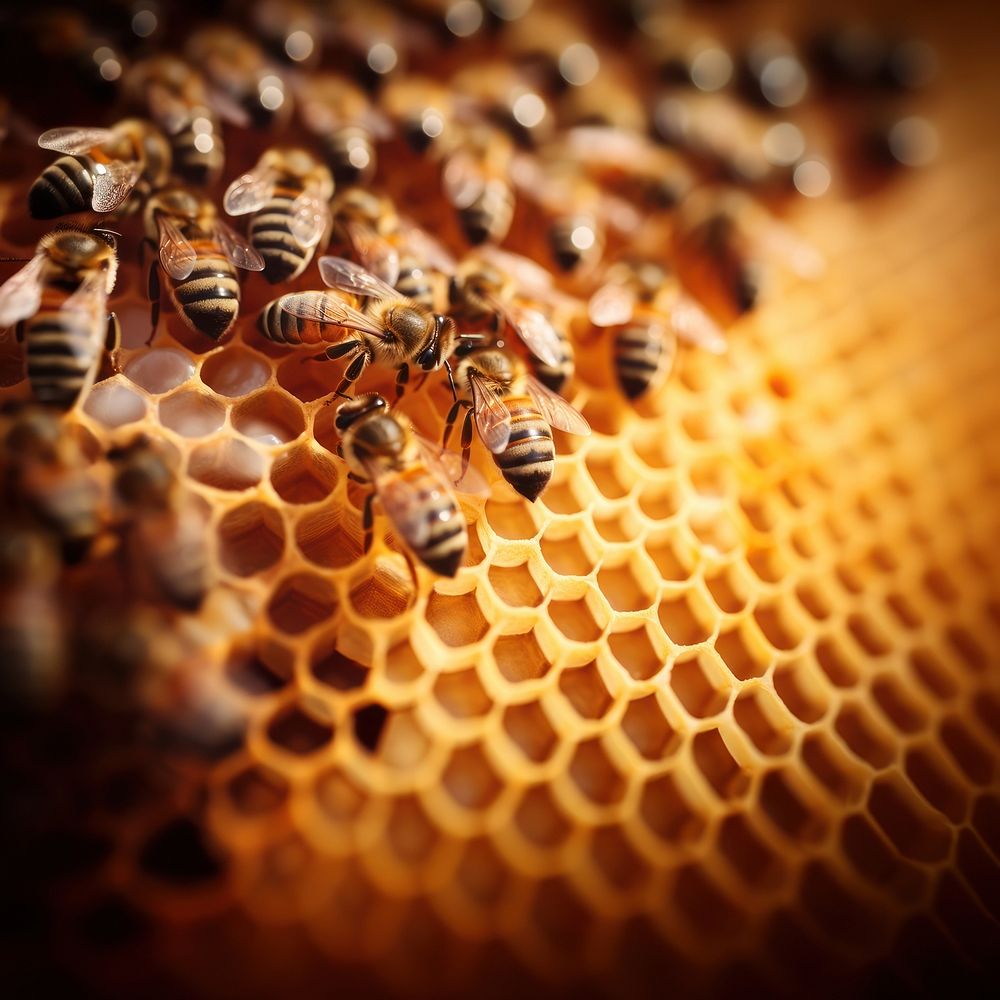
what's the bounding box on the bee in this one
[328,187,401,285]
[587,257,726,401]
[29,120,171,219]
[252,0,322,68]
[445,348,590,503]
[448,246,575,392]
[392,219,456,311]
[449,61,554,148]
[0,228,119,412]
[223,148,333,284]
[380,76,457,157]
[335,393,484,578]
[442,124,517,246]
[110,438,210,612]
[144,187,264,342]
[258,256,470,397]
[297,72,392,186]
[123,55,233,186]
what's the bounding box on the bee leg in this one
[105,312,122,372]
[442,399,467,449]
[361,491,375,556]
[443,358,458,401]
[14,320,24,344]
[460,408,475,478]
[394,364,409,401]
[335,348,371,397]
[146,260,160,346]
[310,338,362,362]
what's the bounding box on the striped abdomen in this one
[323,126,377,186]
[457,180,514,246]
[613,322,674,400]
[396,259,436,309]
[168,239,240,341]
[28,156,95,219]
[171,119,224,187]
[532,332,574,394]
[24,284,104,412]
[250,181,312,285]
[390,465,467,577]
[257,297,331,347]
[493,394,554,503]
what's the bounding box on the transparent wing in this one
[223,163,278,215]
[37,126,115,155]
[344,221,400,287]
[157,215,197,281]
[319,255,399,301]
[501,301,564,369]
[277,292,384,334]
[62,269,109,322]
[91,159,140,213]
[442,150,485,209]
[216,221,265,271]
[478,245,552,297]
[396,218,456,274]
[207,87,251,128]
[588,282,635,327]
[0,252,45,327]
[469,370,512,454]
[414,434,489,497]
[289,188,330,249]
[148,83,192,135]
[668,292,727,354]
[525,376,591,437]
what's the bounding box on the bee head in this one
[335,393,388,433]
[415,314,457,371]
[44,229,115,269]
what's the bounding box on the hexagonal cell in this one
[593,510,635,543]
[688,507,741,555]
[904,746,968,823]
[502,702,557,763]
[885,591,923,630]
[484,497,537,540]
[945,625,988,673]
[276,353,331,403]
[232,389,306,445]
[908,647,958,702]
[295,507,362,569]
[704,564,750,614]
[846,611,892,657]
[800,732,866,804]
[549,596,605,642]
[349,560,412,619]
[815,635,861,688]
[385,796,438,866]
[441,744,502,810]
[621,695,678,761]
[487,562,543,608]
[760,769,828,843]
[637,481,682,521]
[834,702,895,769]
[454,838,508,911]
[188,439,263,491]
[972,691,1000,744]
[158,389,225,437]
[733,687,793,756]
[540,530,595,577]
[753,599,805,652]
[378,710,432,770]
[747,547,790,584]
[530,879,593,960]
[871,675,929,735]
[541,477,588,515]
[715,624,770,680]
[645,532,694,582]
[693,728,748,800]
[558,662,613,720]
[939,716,993,785]
[669,653,730,719]
[868,776,952,862]
[426,591,488,648]
[200,345,271,397]
[271,445,338,504]
[124,348,194,394]
[840,814,927,905]
[772,659,828,724]
[266,699,335,755]
[352,702,390,753]
[83,379,147,428]
[493,630,551,682]
[514,785,571,847]
[717,814,785,890]
[658,592,715,646]
[639,773,705,845]
[311,633,369,691]
[608,625,663,681]
[589,825,650,892]
[596,561,655,613]
[568,738,626,805]
[226,763,289,816]
[225,637,294,696]
[217,501,285,577]
[794,579,834,621]
[266,573,338,635]
[585,454,630,499]
[434,668,491,719]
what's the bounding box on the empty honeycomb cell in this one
[158,389,226,437]
[620,695,679,761]
[373,710,432,770]
[483,498,538,541]
[453,838,508,911]
[530,879,593,961]
[939,716,994,785]
[607,625,664,681]
[200,346,271,397]
[945,624,988,672]
[502,702,557,763]
[568,738,626,806]
[760,769,828,843]
[692,729,749,800]
[739,493,782,533]
[870,675,930,735]
[846,611,893,656]
[800,861,891,952]
[733,687,793,756]
[645,532,694,581]
[514,785,572,848]
[753,599,806,652]
[800,732,867,804]
[442,745,502,810]
[226,764,290,817]
[558,662,613,721]
[188,439,264,491]
[704,565,751,616]
[596,560,655,613]
[232,390,306,446]
[658,592,716,646]
[593,510,635,543]
[493,631,551,683]
[885,591,923,629]
[715,623,773,684]
[487,562,544,608]
[840,814,928,906]
[746,546,791,585]
[353,703,390,753]
[904,746,968,823]
[434,669,491,719]
[973,691,1000,744]
[688,506,741,555]
[908,647,959,702]
[924,567,959,604]
[426,591,489,648]
[834,702,896,769]
[815,635,862,688]
[589,825,650,892]
[217,502,285,577]
[541,476,588,515]
[276,354,332,404]
[640,772,705,847]
[868,776,953,863]
[82,379,147,428]
[673,863,747,938]
[716,814,786,890]
[548,596,605,642]
[124,349,195,394]
[348,560,413,619]
[584,454,630,500]
[270,445,338,504]
[225,638,294,696]
[295,507,363,569]
[266,573,338,635]
[384,795,439,867]
[794,579,835,621]
[637,481,683,521]
[310,635,369,692]
[266,699,335,756]
[669,653,731,719]
[540,529,596,577]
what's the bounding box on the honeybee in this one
[30,120,171,219]
[380,76,457,157]
[0,228,119,412]
[329,187,401,285]
[335,393,485,578]
[392,219,456,311]
[587,258,726,401]
[448,246,575,392]
[442,124,516,246]
[450,61,554,148]
[297,73,392,186]
[224,148,333,284]
[110,438,210,611]
[144,187,265,342]
[258,256,468,397]
[446,348,590,503]
[252,0,321,68]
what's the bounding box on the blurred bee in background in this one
[0,228,119,412]
[224,148,333,284]
[643,19,736,93]
[328,187,401,284]
[110,437,210,611]
[335,392,485,578]
[28,8,128,100]
[587,256,726,400]
[30,120,171,219]
[445,347,590,502]
[442,123,517,246]
[739,32,810,111]
[449,61,554,148]
[186,25,293,130]
[380,76,457,157]
[251,0,322,69]
[297,73,392,186]
[392,219,457,311]
[144,187,264,342]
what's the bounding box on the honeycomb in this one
[2,2,1000,998]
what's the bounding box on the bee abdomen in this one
[250,196,310,284]
[495,403,554,502]
[257,297,313,346]
[25,316,101,411]
[323,126,376,186]
[458,181,514,245]
[613,324,671,400]
[28,156,95,219]
[406,471,467,577]
[170,257,240,341]
[172,125,224,186]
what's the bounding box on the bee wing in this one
[91,159,140,213]
[148,83,192,135]
[157,215,198,281]
[0,252,45,328]
[37,126,115,155]
[289,188,330,249]
[223,163,278,216]
[498,300,564,369]
[215,221,265,272]
[668,292,727,354]
[588,282,635,327]
[469,370,512,453]
[344,221,400,287]
[319,255,399,301]
[396,217,456,275]
[371,467,446,552]
[442,150,485,209]
[525,376,591,437]
[478,245,552,296]
[277,291,384,334]
[414,434,489,497]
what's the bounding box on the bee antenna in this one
[0,256,30,262]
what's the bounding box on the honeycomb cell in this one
[266,573,338,635]
[596,560,655,613]
[200,346,271,397]
[158,389,225,437]
[514,785,571,847]
[353,703,390,753]
[589,825,650,893]
[568,738,626,806]
[225,638,294,696]
[232,390,306,445]
[692,729,749,800]
[442,745,502,810]
[540,530,596,577]
[834,702,896,769]
[493,631,552,683]
[658,592,716,646]
[434,668,491,719]
[870,675,929,735]
[426,591,489,648]
[868,776,952,863]
[669,653,730,719]
[800,731,867,804]
[620,695,679,761]
[295,507,363,569]
[760,769,827,842]
[270,445,338,504]
[716,814,786,890]
[549,596,605,642]
[904,745,968,822]
[638,481,683,521]
[226,764,290,817]
[217,502,285,577]
[349,560,412,619]
[276,354,331,403]
[607,625,663,681]
[502,702,557,763]
[83,379,147,428]
[310,635,369,692]
[733,686,793,756]
[487,562,543,608]
[124,349,195,394]
[266,699,335,756]
[558,662,613,720]
[188,438,264,491]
